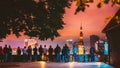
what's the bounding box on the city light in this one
[38,61,46,68]
[69,62,74,68]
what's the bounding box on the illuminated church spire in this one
[77,24,84,55]
[78,24,84,46]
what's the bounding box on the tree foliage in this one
[0,0,119,40]
[0,0,71,40]
[74,0,120,14]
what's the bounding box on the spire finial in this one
[80,22,82,30]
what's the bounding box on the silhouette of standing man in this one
[48,45,53,62]
[4,44,9,62]
[90,46,95,62]
[39,45,43,61]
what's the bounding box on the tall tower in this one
[78,25,84,55]
[78,26,84,46]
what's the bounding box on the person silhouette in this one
[72,45,77,62]
[27,46,32,62]
[8,45,12,62]
[33,46,38,61]
[0,46,4,62]
[4,44,9,62]
[22,46,27,62]
[17,47,21,62]
[54,44,61,62]
[90,46,95,62]
[48,45,53,62]
[64,44,70,62]
[43,45,47,61]
[39,45,43,61]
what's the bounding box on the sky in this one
[0,0,119,48]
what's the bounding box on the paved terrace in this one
[0,62,112,68]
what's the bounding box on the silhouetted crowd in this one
[0,44,96,62]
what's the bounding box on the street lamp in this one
[116,16,120,24]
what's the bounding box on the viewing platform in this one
[0,62,112,68]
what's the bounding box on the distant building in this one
[90,35,99,47]
[66,39,73,46]
[94,39,105,51]
[24,38,38,48]
[98,40,105,51]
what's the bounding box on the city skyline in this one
[0,1,119,48]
